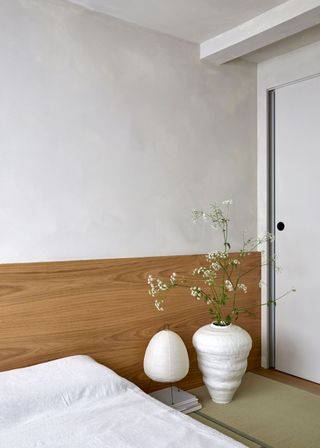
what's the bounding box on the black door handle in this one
[277,222,285,231]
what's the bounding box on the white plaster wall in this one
[0,0,257,263]
[257,41,320,367]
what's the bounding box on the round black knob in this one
[277,222,285,231]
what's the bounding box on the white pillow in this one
[0,355,133,428]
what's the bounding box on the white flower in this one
[206,252,216,260]
[211,262,220,271]
[225,280,233,292]
[238,283,248,293]
[218,251,227,259]
[190,286,202,300]
[161,284,168,291]
[222,200,232,205]
[170,272,177,284]
[155,299,164,311]
[147,274,154,284]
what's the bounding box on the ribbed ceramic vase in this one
[192,323,252,404]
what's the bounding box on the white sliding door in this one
[275,75,320,383]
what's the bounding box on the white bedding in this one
[0,356,246,448]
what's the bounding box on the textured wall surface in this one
[0,0,257,263]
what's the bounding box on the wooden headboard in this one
[0,253,261,391]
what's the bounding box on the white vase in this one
[192,323,252,404]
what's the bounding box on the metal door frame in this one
[267,89,276,368]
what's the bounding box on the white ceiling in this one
[68,0,287,43]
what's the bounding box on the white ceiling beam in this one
[200,0,320,64]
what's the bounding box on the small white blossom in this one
[222,200,233,205]
[211,262,220,271]
[192,210,207,223]
[170,272,177,284]
[238,283,248,293]
[225,280,233,292]
[218,252,227,259]
[190,286,202,300]
[155,299,164,311]
[147,274,154,284]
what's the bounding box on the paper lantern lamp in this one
[143,330,201,413]
[143,329,189,382]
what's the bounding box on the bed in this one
[0,355,246,447]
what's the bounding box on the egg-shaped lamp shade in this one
[143,330,189,383]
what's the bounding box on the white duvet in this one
[0,356,245,448]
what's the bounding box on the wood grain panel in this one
[0,253,261,391]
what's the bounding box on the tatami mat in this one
[190,372,320,448]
